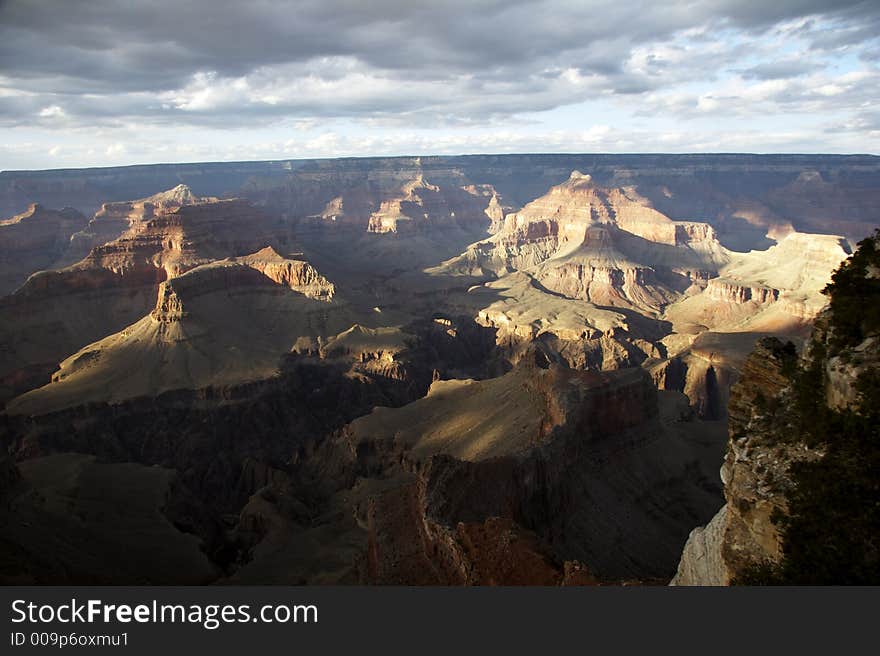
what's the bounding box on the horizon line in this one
[3,151,880,175]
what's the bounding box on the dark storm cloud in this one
[0,0,878,127]
[3,1,866,85]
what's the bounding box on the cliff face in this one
[62,184,208,265]
[673,231,880,585]
[258,361,726,583]
[705,278,779,305]
[654,232,849,418]
[671,338,812,584]
[442,171,727,286]
[6,251,343,416]
[85,197,283,279]
[0,204,89,295]
[250,163,508,239]
[498,171,678,247]
[0,193,292,407]
[361,176,501,235]
[464,271,661,373]
[233,246,335,300]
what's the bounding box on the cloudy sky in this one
[1,0,879,169]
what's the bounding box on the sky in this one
[1,0,879,170]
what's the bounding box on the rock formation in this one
[670,338,809,584]
[5,249,343,415]
[310,174,503,235]
[430,172,845,420]
[62,184,209,265]
[654,232,850,417]
[438,171,728,287]
[0,204,88,295]
[0,193,291,406]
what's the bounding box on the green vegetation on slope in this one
[738,230,880,585]
[823,229,880,354]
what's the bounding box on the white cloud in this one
[38,105,65,118]
[105,142,127,156]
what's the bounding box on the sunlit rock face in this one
[437,171,729,316]
[0,192,291,406]
[62,184,208,265]
[671,338,802,585]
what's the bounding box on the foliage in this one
[822,229,880,353]
[736,233,880,585]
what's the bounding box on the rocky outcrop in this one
[507,171,678,245]
[650,348,735,421]
[536,255,677,313]
[0,196,293,406]
[671,338,816,584]
[334,361,723,581]
[465,271,662,372]
[481,190,508,234]
[705,278,779,305]
[0,204,89,295]
[299,172,504,236]
[6,254,344,415]
[655,231,848,417]
[62,184,209,265]
[442,171,727,279]
[348,476,595,585]
[670,505,729,586]
[84,197,283,279]
[437,172,729,327]
[238,247,335,300]
[664,231,847,333]
[825,334,879,410]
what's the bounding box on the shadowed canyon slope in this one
[0,154,872,584]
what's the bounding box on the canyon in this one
[0,154,874,584]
